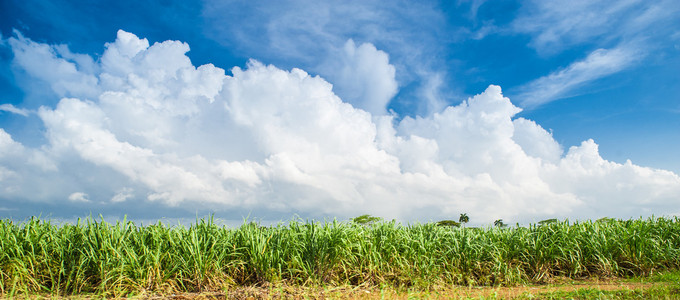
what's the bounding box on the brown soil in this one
[133,279,669,300]
[6,278,670,299]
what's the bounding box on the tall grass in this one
[1,216,679,296]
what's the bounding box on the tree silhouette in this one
[351,214,382,226]
[436,220,460,228]
[459,213,469,227]
[494,219,505,228]
[538,218,558,226]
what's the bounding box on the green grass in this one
[1,216,679,297]
[518,284,680,300]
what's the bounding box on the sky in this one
[0,0,679,226]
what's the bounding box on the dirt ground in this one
[138,279,670,300]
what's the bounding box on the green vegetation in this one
[459,213,470,226]
[494,219,507,228]
[515,282,680,300]
[436,220,461,227]
[350,214,382,226]
[538,218,558,226]
[1,216,679,298]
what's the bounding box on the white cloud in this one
[511,118,562,164]
[0,128,56,173]
[111,188,134,203]
[542,140,680,218]
[319,40,398,115]
[202,0,449,115]
[415,71,448,116]
[515,46,641,107]
[511,0,677,54]
[68,192,89,203]
[0,104,30,116]
[1,31,679,224]
[8,30,100,100]
[0,129,24,156]
[462,0,489,20]
[509,0,679,107]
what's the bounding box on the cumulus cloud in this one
[1,30,679,224]
[202,0,449,115]
[319,39,398,115]
[511,118,562,164]
[8,30,100,101]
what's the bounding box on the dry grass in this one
[9,275,677,299]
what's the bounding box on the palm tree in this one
[459,213,469,227]
[494,219,505,228]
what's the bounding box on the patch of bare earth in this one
[131,279,669,299]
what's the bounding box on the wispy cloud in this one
[510,0,679,107]
[0,104,30,116]
[203,0,445,64]
[511,0,676,54]
[464,0,489,21]
[515,46,642,107]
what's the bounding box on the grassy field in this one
[1,216,679,298]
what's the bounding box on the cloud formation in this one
[510,0,680,106]
[318,39,398,115]
[202,0,448,115]
[515,46,642,107]
[9,30,100,101]
[1,30,679,224]
[511,0,679,54]
[0,104,30,116]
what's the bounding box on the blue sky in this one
[1,0,679,224]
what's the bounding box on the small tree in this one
[538,218,558,226]
[494,219,506,228]
[351,214,382,226]
[459,213,469,227]
[436,220,460,228]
